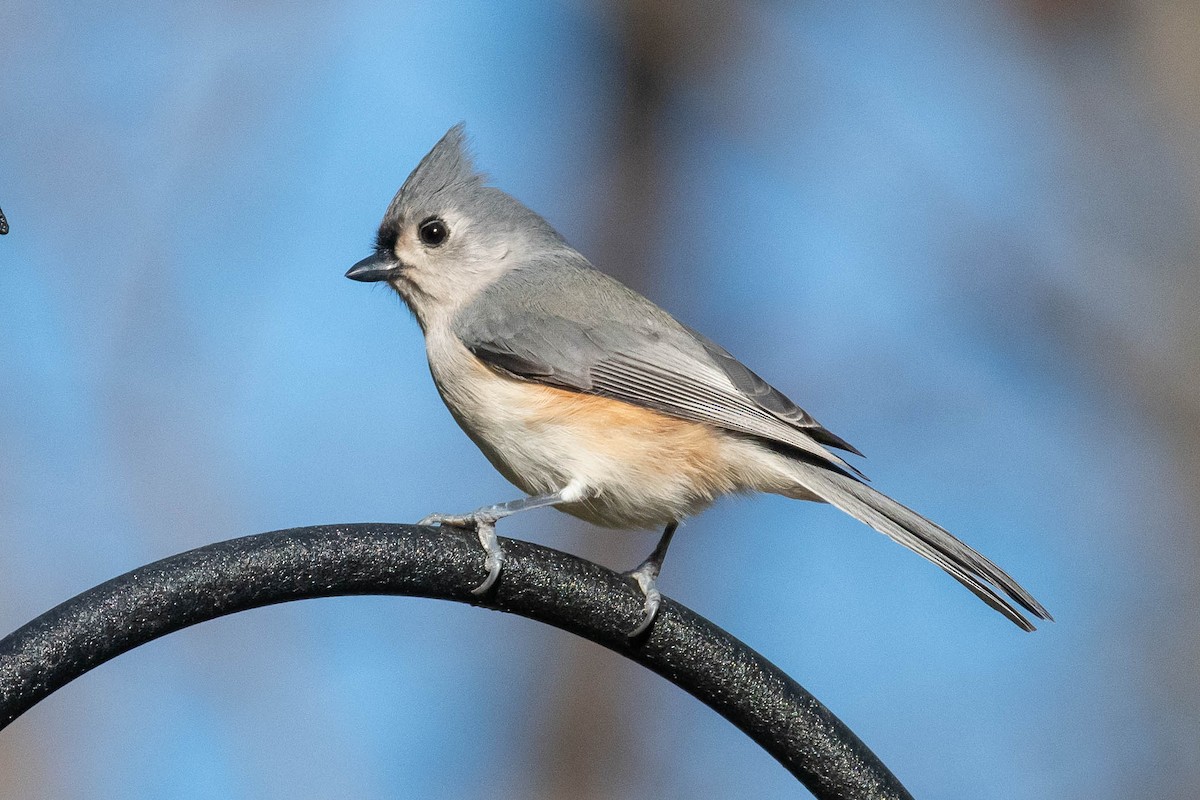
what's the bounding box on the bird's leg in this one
[624,520,679,638]
[419,487,581,595]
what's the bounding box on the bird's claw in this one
[473,526,503,595]
[418,512,474,528]
[418,511,504,595]
[626,563,662,638]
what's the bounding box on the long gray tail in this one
[794,464,1052,631]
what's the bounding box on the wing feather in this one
[454,260,863,476]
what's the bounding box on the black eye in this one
[418,218,449,246]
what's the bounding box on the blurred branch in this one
[0,524,910,800]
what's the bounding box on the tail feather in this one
[794,465,1052,631]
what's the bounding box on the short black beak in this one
[345,251,400,282]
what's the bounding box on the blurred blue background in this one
[2,1,1198,797]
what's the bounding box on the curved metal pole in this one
[0,524,913,800]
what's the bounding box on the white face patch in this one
[389,209,513,328]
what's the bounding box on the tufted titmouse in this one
[347,124,1051,636]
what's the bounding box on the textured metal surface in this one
[0,524,913,799]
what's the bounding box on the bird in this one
[346,124,1051,636]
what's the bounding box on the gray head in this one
[346,124,567,327]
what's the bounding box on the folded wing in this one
[454,259,861,476]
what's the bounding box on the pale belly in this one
[425,335,754,529]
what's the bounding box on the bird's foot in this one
[624,561,663,639]
[418,511,504,595]
[418,511,479,529]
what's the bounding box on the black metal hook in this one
[0,524,912,799]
